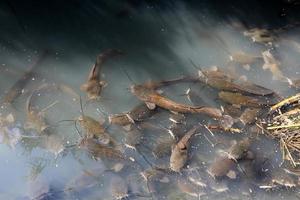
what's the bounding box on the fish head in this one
[170,145,188,172]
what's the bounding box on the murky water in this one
[1,1,300,200]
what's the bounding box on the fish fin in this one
[145,102,156,110]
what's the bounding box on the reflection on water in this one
[1,1,300,200]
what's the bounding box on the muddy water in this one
[1,1,300,200]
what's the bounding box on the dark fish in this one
[80,49,123,99]
[219,91,275,108]
[2,51,48,105]
[239,108,261,125]
[207,156,236,178]
[198,68,274,96]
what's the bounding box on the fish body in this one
[131,85,222,118]
[109,103,155,127]
[170,126,199,172]
[230,51,261,65]
[78,115,118,147]
[262,50,286,81]
[200,70,273,96]
[228,138,252,161]
[219,91,273,108]
[81,49,123,99]
[79,138,124,160]
[208,156,236,178]
[25,87,50,133]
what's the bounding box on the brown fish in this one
[80,49,123,100]
[2,51,48,105]
[131,84,222,118]
[243,28,275,44]
[208,137,252,178]
[208,156,236,178]
[228,138,252,161]
[141,75,198,89]
[26,98,48,134]
[230,51,261,65]
[198,68,274,96]
[77,115,117,147]
[25,84,57,134]
[219,91,274,108]
[79,138,124,160]
[170,125,200,172]
[262,50,286,81]
[109,103,156,127]
[239,108,261,125]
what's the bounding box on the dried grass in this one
[263,93,300,167]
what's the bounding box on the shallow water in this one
[1,1,300,200]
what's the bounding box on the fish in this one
[41,134,64,156]
[208,137,252,178]
[230,51,261,66]
[197,68,274,96]
[2,51,48,105]
[141,75,198,89]
[239,108,261,125]
[25,86,51,134]
[109,103,156,128]
[262,50,286,81]
[207,156,236,179]
[170,125,200,172]
[79,138,125,160]
[244,28,275,44]
[25,82,79,135]
[80,49,123,100]
[78,115,117,147]
[123,125,143,147]
[218,91,275,108]
[227,138,252,161]
[131,84,223,118]
[65,167,107,195]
